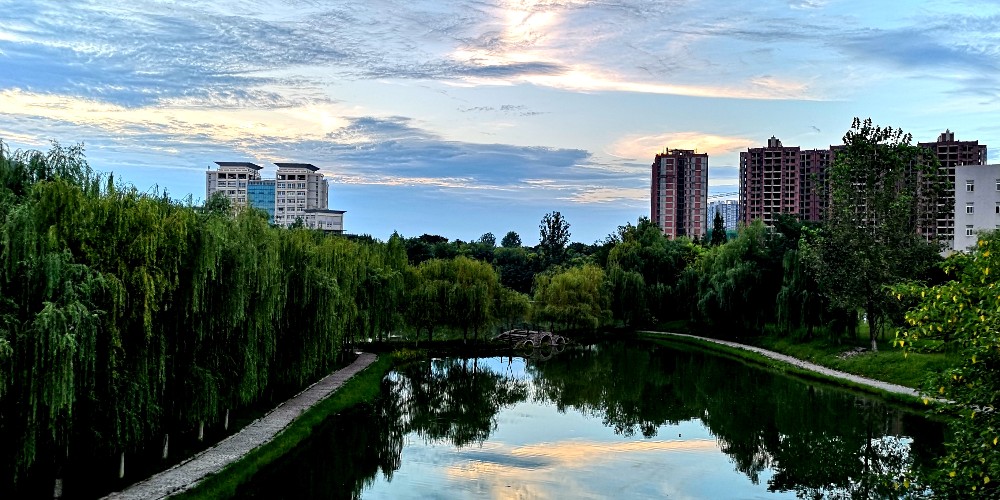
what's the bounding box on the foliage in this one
[681,220,781,336]
[539,211,571,266]
[809,118,945,351]
[500,231,521,248]
[532,264,609,332]
[895,231,1000,496]
[710,210,728,246]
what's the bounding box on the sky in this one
[1,0,999,244]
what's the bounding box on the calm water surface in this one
[238,340,945,499]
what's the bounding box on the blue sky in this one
[1,0,998,243]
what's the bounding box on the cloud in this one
[442,438,719,499]
[609,132,755,161]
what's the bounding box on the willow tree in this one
[532,264,609,332]
[448,256,500,342]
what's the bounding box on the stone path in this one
[642,331,922,399]
[104,352,378,500]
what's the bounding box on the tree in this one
[809,118,945,351]
[478,232,496,248]
[894,231,1000,496]
[711,210,728,246]
[203,191,231,215]
[500,231,521,248]
[539,211,571,265]
[532,264,609,332]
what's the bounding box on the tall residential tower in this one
[651,149,708,239]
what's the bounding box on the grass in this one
[173,352,402,500]
[752,334,958,390]
[637,330,955,408]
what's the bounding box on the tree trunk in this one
[867,303,878,352]
[198,421,205,441]
[224,409,230,431]
[118,452,125,479]
[162,434,169,460]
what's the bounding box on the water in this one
[237,340,945,499]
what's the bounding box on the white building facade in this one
[708,199,740,231]
[953,164,1000,252]
[274,163,330,227]
[302,209,346,234]
[205,162,263,207]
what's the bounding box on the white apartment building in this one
[953,164,1000,252]
[205,162,263,207]
[302,209,346,234]
[274,163,330,227]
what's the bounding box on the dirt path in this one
[103,352,378,500]
[642,331,922,399]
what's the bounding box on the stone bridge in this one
[493,329,568,349]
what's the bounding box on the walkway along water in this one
[103,352,377,500]
[641,331,922,399]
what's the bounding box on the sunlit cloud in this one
[609,132,755,161]
[0,89,351,145]
[443,439,718,499]
[567,187,647,204]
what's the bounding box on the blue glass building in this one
[247,179,276,224]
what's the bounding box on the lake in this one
[236,340,945,499]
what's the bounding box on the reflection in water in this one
[238,341,945,499]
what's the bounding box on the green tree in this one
[710,210,728,246]
[539,211,571,266]
[810,118,945,351]
[478,232,496,248]
[895,231,1000,496]
[532,264,609,332]
[501,231,521,248]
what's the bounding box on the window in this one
[967,203,975,214]
[996,202,999,214]
[967,225,974,236]
[967,180,975,192]
[996,179,1000,191]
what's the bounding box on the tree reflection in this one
[527,341,943,497]
[237,357,528,499]
[395,358,529,447]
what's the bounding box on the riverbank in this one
[639,331,933,405]
[103,353,379,500]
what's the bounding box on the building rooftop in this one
[214,161,263,170]
[303,209,346,214]
[274,163,320,172]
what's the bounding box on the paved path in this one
[104,352,378,500]
[641,331,922,399]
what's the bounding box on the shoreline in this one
[103,352,377,500]
[639,330,924,401]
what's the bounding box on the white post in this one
[53,478,63,499]
[224,409,229,431]
[162,434,169,460]
[198,421,204,441]
[118,452,125,479]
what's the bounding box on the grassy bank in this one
[750,335,957,390]
[637,331,952,408]
[174,351,412,500]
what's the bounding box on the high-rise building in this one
[708,200,740,231]
[739,137,834,227]
[919,130,988,242]
[247,179,276,223]
[274,163,330,227]
[952,164,1000,252]
[205,162,263,207]
[651,149,708,239]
